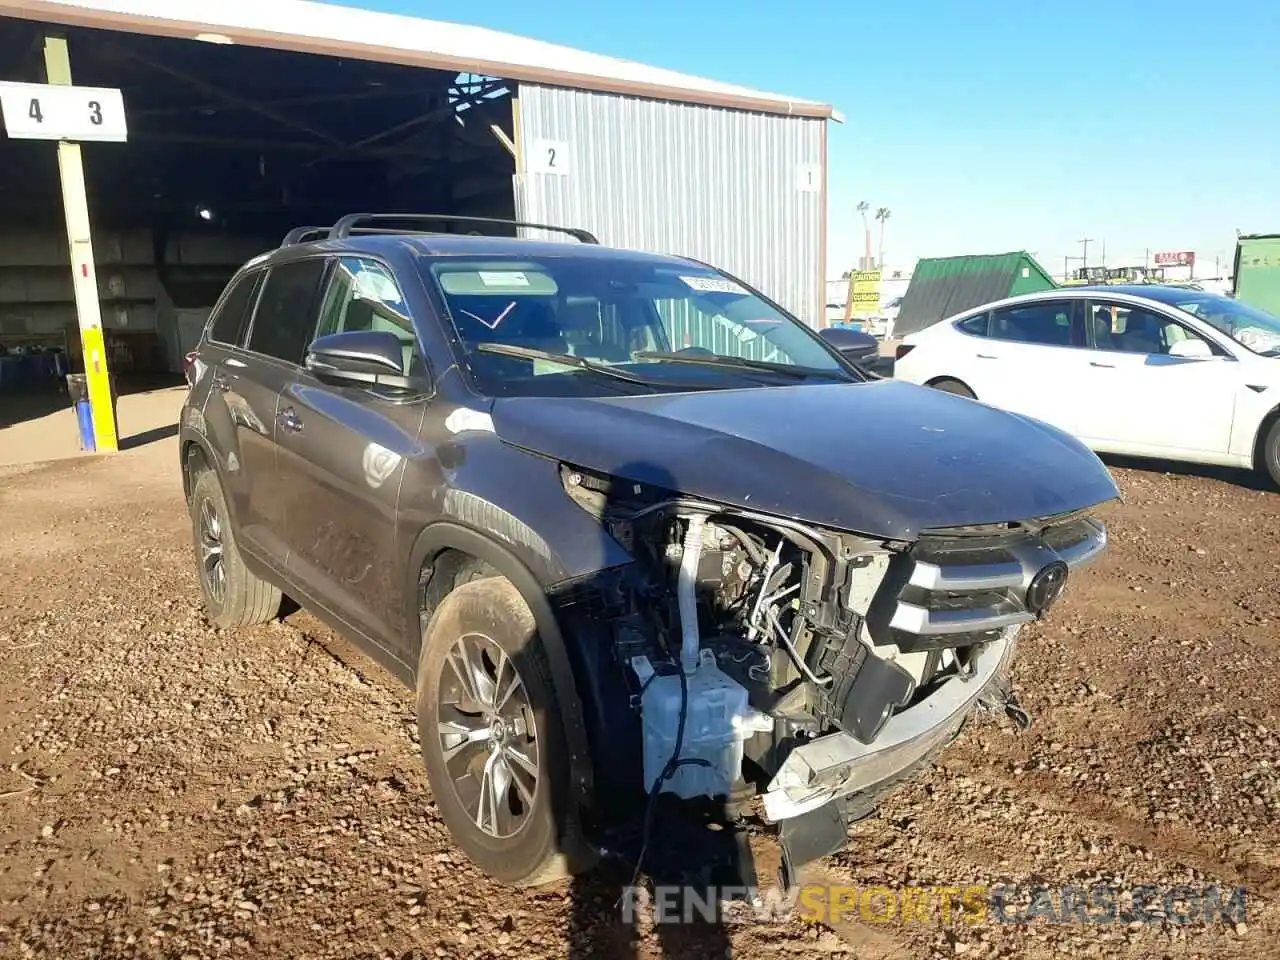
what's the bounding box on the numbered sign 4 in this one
[0,81,128,143]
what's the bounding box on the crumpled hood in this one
[490,379,1120,540]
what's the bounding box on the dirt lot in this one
[0,434,1277,959]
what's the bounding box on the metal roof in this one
[894,252,1057,338]
[4,0,840,120]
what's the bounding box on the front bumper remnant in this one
[764,629,1018,880]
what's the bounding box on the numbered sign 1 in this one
[0,81,128,143]
[796,163,821,193]
[529,138,572,176]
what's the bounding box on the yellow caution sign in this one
[844,269,881,321]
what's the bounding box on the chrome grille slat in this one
[883,516,1107,643]
[890,602,1033,635]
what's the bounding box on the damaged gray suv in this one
[179,214,1118,892]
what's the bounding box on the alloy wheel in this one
[435,632,539,839]
[197,497,227,605]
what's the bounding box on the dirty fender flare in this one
[179,428,227,509]
[405,522,595,810]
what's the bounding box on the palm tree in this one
[875,207,891,271]
[856,201,871,269]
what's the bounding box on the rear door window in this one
[207,270,262,347]
[246,258,329,365]
[988,301,1083,347]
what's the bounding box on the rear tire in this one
[189,470,282,628]
[929,377,976,399]
[1260,417,1280,490]
[416,576,594,887]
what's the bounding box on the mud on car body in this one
[179,213,1119,891]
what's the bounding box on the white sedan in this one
[892,285,1280,487]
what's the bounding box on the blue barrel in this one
[75,399,96,452]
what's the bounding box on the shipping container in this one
[1232,234,1280,316]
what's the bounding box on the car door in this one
[1074,299,1238,457]
[956,299,1088,435]
[223,257,332,564]
[194,267,290,564]
[275,255,429,653]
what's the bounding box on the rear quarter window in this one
[956,311,990,336]
[207,270,262,346]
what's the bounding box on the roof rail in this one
[327,213,599,245]
[281,226,330,246]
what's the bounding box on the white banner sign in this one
[0,82,128,142]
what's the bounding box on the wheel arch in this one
[925,375,977,397]
[405,521,595,811]
[180,430,219,505]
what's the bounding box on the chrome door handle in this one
[1090,361,1115,368]
[976,353,999,359]
[277,408,303,433]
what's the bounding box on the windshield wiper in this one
[474,342,672,386]
[632,350,856,381]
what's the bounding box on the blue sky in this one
[349,0,1277,280]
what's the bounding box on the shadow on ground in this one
[0,373,185,430]
[1098,452,1276,493]
[120,423,180,450]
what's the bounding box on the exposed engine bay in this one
[552,462,1108,882]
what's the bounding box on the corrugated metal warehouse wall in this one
[514,84,824,328]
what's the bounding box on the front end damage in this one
[549,463,1110,890]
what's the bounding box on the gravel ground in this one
[0,439,1277,959]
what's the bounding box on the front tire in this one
[416,576,592,886]
[189,470,282,628]
[1260,417,1280,489]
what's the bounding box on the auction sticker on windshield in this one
[680,275,746,295]
[478,270,530,287]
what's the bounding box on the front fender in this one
[404,520,596,813]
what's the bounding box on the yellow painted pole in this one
[43,35,117,452]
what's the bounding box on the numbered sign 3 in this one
[0,81,128,143]
[529,138,572,176]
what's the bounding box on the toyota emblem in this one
[1026,561,1069,618]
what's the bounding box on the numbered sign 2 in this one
[529,138,572,176]
[0,81,128,143]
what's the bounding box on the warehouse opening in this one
[0,17,518,414]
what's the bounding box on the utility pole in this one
[856,201,871,269]
[1063,254,1085,283]
[1078,238,1094,272]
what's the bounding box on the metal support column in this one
[43,35,117,452]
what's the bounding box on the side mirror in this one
[1167,338,1213,359]
[304,330,428,392]
[819,325,878,361]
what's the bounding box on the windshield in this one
[1142,288,1280,356]
[421,255,855,396]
